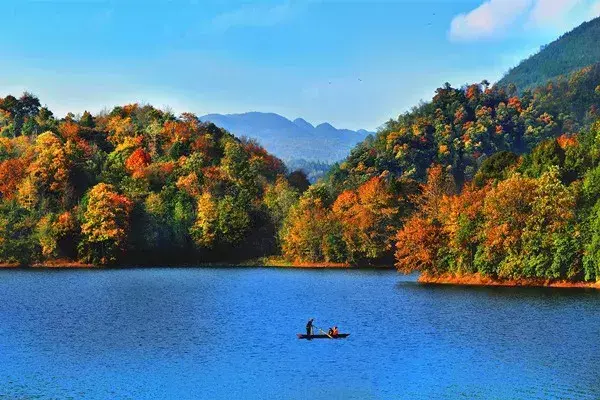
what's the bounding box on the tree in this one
[27,132,73,208]
[125,148,151,179]
[0,95,305,265]
[395,216,443,274]
[480,174,538,278]
[0,202,39,265]
[280,196,345,263]
[79,183,133,265]
[288,170,310,193]
[394,165,456,274]
[190,193,218,248]
[473,151,519,187]
[264,176,300,230]
[332,176,398,261]
[439,183,489,274]
[0,158,26,200]
[520,168,577,279]
[80,111,95,128]
[190,193,251,250]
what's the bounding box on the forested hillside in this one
[3,61,600,280]
[277,64,600,282]
[498,17,600,91]
[395,120,600,282]
[0,95,308,265]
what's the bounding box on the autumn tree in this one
[79,183,133,265]
[125,148,151,179]
[395,165,455,273]
[0,157,26,200]
[438,183,489,274]
[333,175,398,262]
[26,132,73,208]
[281,194,345,263]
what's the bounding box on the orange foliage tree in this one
[395,165,455,273]
[0,158,26,200]
[125,148,151,179]
[79,183,133,265]
[332,175,398,261]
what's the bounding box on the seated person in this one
[332,326,339,336]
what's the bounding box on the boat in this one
[297,333,350,339]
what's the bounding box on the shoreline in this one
[418,272,600,289]
[0,258,394,270]
[3,263,600,289]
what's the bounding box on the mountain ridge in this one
[200,111,373,162]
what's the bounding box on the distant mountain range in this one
[200,112,373,163]
[498,16,600,90]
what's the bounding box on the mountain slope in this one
[324,64,600,193]
[498,16,600,90]
[200,112,372,162]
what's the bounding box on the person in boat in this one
[328,327,334,336]
[306,318,314,336]
[332,326,339,337]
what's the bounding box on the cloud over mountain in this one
[450,0,600,41]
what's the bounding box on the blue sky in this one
[1,0,599,130]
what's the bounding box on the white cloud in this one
[529,0,580,25]
[211,2,293,32]
[591,1,600,17]
[450,0,600,41]
[450,0,532,41]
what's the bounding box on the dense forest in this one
[0,95,309,265]
[3,61,600,282]
[498,16,600,91]
[277,63,600,282]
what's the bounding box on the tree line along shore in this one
[2,64,600,288]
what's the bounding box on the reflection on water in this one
[1,268,599,399]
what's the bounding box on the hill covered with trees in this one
[4,54,600,284]
[276,63,600,284]
[498,16,600,91]
[0,94,308,266]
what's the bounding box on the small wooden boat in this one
[297,333,350,339]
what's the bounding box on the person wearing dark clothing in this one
[306,319,314,336]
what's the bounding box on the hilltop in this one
[498,16,600,90]
[0,96,308,266]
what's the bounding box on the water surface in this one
[1,268,599,399]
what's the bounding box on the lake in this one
[1,268,600,399]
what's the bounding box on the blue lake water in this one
[1,268,600,399]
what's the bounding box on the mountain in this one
[292,117,314,131]
[200,112,373,163]
[498,16,600,90]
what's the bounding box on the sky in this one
[1,0,599,130]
